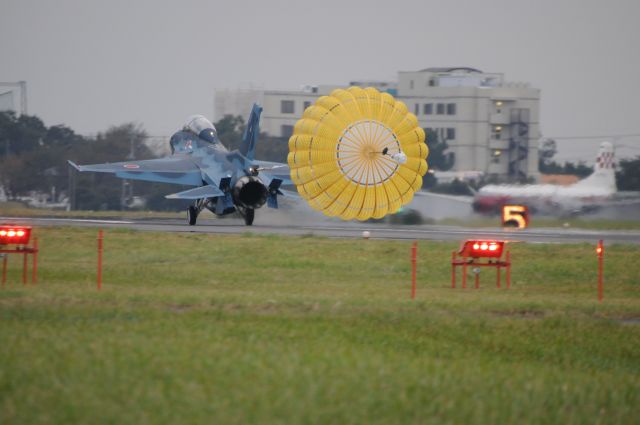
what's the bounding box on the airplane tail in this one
[239,103,262,161]
[573,141,617,193]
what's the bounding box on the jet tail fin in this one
[573,141,617,193]
[239,103,262,161]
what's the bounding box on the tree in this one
[425,128,454,171]
[213,114,289,162]
[69,123,153,210]
[538,138,557,169]
[214,114,245,151]
[0,111,47,157]
[616,156,640,190]
[0,155,25,198]
[537,137,592,177]
[429,178,474,196]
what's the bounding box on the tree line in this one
[0,111,289,211]
[1,111,638,211]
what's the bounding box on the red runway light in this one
[459,240,505,258]
[0,226,32,245]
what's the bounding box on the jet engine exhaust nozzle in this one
[232,176,268,209]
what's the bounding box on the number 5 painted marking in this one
[502,205,529,229]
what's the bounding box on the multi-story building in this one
[214,68,540,180]
[398,67,539,181]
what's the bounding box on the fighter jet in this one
[69,104,290,226]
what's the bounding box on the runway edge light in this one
[0,226,32,246]
[459,240,505,258]
[452,239,511,289]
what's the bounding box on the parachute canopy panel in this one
[287,86,429,220]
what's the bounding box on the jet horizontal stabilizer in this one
[166,185,223,199]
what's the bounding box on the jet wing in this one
[166,185,223,199]
[68,157,203,186]
[253,161,292,185]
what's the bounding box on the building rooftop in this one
[418,67,483,73]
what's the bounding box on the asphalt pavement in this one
[3,214,639,245]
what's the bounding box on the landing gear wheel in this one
[243,208,255,226]
[187,206,198,226]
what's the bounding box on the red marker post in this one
[411,241,417,299]
[597,240,604,302]
[97,230,104,290]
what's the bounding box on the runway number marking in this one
[502,205,529,229]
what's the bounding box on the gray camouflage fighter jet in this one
[69,104,291,226]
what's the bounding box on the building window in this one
[424,103,433,115]
[414,104,419,115]
[492,125,502,140]
[303,101,311,111]
[446,103,456,115]
[281,125,294,138]
[492,149,502,164]
[281,100,294,114]
[428,79,435,87]
[446,128,456,140]
[436,103,445,115]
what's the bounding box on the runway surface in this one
[4,214,640,245]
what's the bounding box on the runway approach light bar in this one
[0,226,32,245]
[459,240,505,259]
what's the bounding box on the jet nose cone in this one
[199,129,216,143]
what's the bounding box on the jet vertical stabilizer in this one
[572,142,616,194]
[240,103,262,161]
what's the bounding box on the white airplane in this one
[472,142,637,216]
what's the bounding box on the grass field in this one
[1,227,639,424]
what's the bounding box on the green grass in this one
[1,227,639,424]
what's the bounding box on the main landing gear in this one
[187,201,255,226]
[238,207,255,226]
[187,198,206,226]
[187,205,198,226]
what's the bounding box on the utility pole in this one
[68,165,76,211]
[121,135,135,210]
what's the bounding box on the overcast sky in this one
[1,0,639,162]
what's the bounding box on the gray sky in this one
[1,0,639,162]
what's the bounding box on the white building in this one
[214,67,540,180]
[398,67,539,181]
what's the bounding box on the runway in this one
[4,214,640,245]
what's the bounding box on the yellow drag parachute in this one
[287,86,429,220]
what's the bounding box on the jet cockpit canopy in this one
[183,115,217,143]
